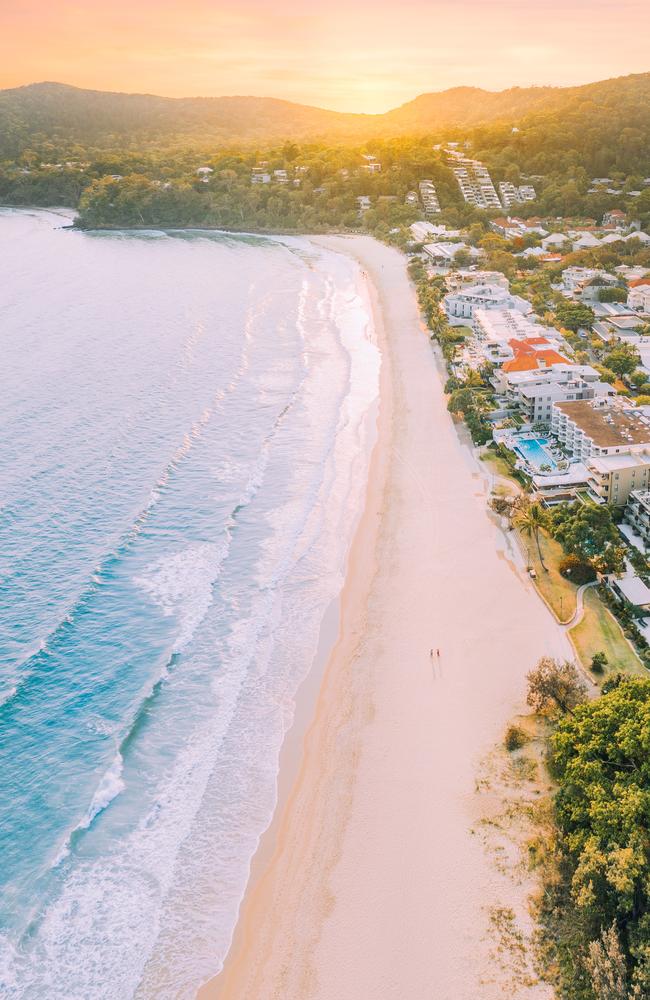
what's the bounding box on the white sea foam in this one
[81,752,125,831]
[0,229,381,1000]
[134,541,229,653]
[49,752,126,872]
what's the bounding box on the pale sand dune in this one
[199,236,568,1000]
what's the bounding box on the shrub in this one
[559,554,597,585]
[504,724,528,752]
[591,651,608,674]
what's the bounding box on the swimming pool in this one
[513,435,558,472]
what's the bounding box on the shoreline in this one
[197,235,394,999]
[198,235,571,1000]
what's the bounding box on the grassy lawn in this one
[480,451,520,489]
[522,529,577,623]
[569,587,645,680]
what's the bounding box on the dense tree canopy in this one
[551,678,650,993]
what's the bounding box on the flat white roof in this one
[615,575,650,607]
[588,452,650,472]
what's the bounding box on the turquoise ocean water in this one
[0,210,379,998]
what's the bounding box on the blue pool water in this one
[0,210,380,998]
[514,436,558,472]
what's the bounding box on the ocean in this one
[0,210,380,998]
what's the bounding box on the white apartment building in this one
[419,179,441,215]
[498,182,537,208]
[551,397,650,463]
[624,489,650,539]
[496,362,603,397]
[451,158,501,209]
[517,377,610,425]
[423,242,482,265]
[410,222,461,241]
[588,455,650,507]
[443,284,532,326]
[472,307,549,341]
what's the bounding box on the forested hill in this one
[1,73,649,154]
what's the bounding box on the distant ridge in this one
[0,73,649,151]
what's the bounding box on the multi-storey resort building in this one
[418,180,441,215]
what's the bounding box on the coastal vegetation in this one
[0,74,649,234]
[525,668,650,999]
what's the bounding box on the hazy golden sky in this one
[1,0,649,112]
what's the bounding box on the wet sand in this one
[198,236,568,1000]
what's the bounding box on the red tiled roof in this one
[502,349,570,373]
[629,278,650,288]
[502,356,540,372]
[508,336,551,354]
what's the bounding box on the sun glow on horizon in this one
[1,0,649,113]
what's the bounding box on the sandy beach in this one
[198,235,570,1000]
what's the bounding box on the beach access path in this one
[199,235,570,1000]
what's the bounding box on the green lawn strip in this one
[523,529,578,623]
[569,586,645,680]
[480,451,520,486]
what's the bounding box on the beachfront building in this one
[473,308,543,340]
[495,361,602,396]
[472,310,563,362]
[445,270,509,292]
[624,490,650,545]
[551,397,650,463]
[500,340,572,375]
[586,454,650,506]
[516,372,610,425]
[410,222,461,242]
[423,242,481,266]
[443,284,532,326]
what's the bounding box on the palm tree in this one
[513,498,549,572]
[464,369,484,388]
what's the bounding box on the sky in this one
[1,0,649,113]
